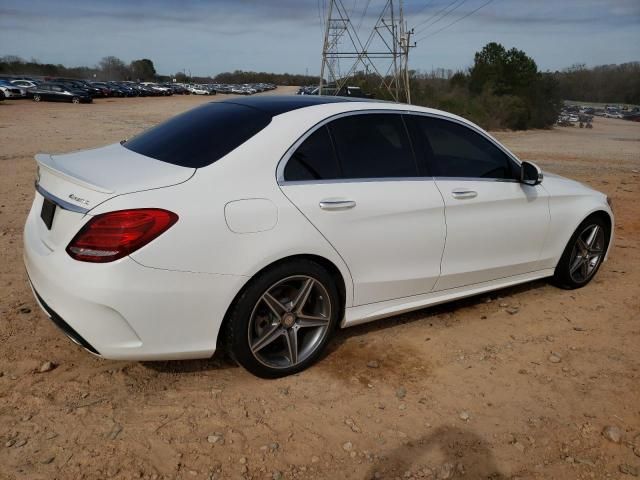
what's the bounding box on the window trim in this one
[277,109,522,185]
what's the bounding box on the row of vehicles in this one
[297,84,372,98]
[0,76,277,103]
[563,104,640,122]
[186,83,277,95]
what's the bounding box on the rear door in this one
[279,112,446,306]
[407,114,550,290]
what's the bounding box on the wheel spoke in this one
[285,328,298,365]
[251,325,282,354]
[569,255,584,275]
[262,292,287,320]
[297,313,329,328]
[581,258,589,278]
[576,237,588,252]
[293,278,315,313]
[585,225,600,248]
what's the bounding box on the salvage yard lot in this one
[0,90,639,480]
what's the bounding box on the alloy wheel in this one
[248,275,332,369]
[568,223,605,283]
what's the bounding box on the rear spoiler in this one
[35,153,114,194]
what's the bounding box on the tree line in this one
[1,48,638,130]
[0,55,157,81]
[554,62,640,104]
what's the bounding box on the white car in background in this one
[24,96,614,377]
[0,80,26,98]
[141,82,172,95]
[187,85,210,95]
[11,79,39,96]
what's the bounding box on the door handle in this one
[451,189,478,200]
[319,199,356,211]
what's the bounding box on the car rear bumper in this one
[23,205,248,361]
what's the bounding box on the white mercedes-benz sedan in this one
[24,96,614,377]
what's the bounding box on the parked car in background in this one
[11,79,40,97]
[187,84,210,95]
[604,110,623,119]
[141,82,172,96]
[0,80,27,98]
[32,83,92,103]
[51,78,102,98]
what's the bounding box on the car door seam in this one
[431,177,449,292]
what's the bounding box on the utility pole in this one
[319,0,414,103]
[398,0,415,104]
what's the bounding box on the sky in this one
[1,0,639,77]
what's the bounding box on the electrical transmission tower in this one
[319,0,415,103]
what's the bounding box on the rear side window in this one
[328,114,417,179]
[411,116,514,179]
[124,103,272,168]
[284,126,339,181]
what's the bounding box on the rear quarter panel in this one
[89,115,355,306]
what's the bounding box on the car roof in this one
[216,95,378,117]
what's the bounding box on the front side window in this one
[328,113,418,179]
[411,116,515,179]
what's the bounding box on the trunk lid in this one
[33,143,194,251]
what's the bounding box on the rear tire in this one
[71,96,80,104]
[552,214,610,289]
[224,259,340,378]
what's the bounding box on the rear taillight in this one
[66,209,178,263]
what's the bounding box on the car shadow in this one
[141,279,548,375]
[140,349,238,374]
[324,279,549,356]
[365,425,506,479]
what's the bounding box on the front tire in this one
[33,94,41,102]
[552,214,609,289]
[71,96,80,104]
[224,259,340,378]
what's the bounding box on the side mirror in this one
[521,161,543,186]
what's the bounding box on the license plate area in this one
[40,198,57,230]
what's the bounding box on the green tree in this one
[130,59,156,81]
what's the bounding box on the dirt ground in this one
[0,90,639,480]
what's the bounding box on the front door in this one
[407,114,550,291]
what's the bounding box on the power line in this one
[413,0,460,30]
[356,0,372,32]
[414,0,494,42]
[414,0,468,36]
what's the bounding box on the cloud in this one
[0,0,638,75]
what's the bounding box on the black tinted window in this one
[284,126,339,181]
[328,114,417,179]
[124,103,272,168]
[412,116,514,179]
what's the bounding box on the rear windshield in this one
[123,102,272,168]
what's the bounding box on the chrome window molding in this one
[276,108,523,186]
[35,183,90,214]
